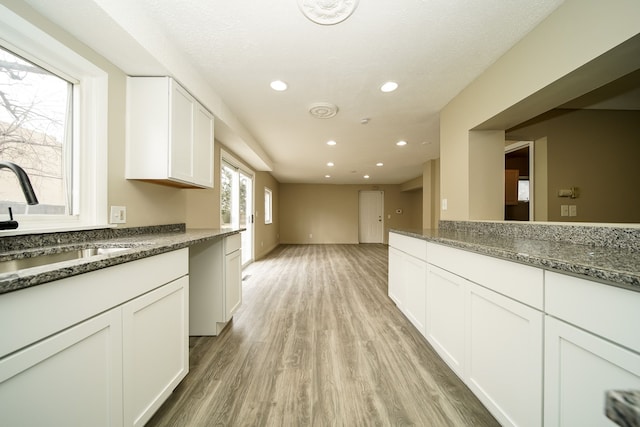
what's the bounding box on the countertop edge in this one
[389,228,640,292]
[0,228,242,295]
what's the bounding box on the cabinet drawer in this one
[225,233,241,254]
[545,271,640,352]
[427,242,543,309]
[389,232,427,261]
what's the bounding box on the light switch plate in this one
[110,206,127,224]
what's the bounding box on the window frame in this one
[0,4,108,234]
[264,187,272,225]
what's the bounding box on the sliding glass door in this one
[221,158,254,266]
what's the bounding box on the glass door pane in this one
[221,158,254,266]
[221,162,239,228]
[239,171,253,265]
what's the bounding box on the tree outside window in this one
[0,45,72,215]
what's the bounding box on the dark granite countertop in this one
[606,390,640,426]
[390,227,640,292]
[0,224,241,295]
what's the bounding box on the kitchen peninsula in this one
[388,221,640,427]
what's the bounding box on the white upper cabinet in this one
[126,77,214,188]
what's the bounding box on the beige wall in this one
[422,159,440,229]
[280,184,422,244]
[185,143,281,259]
[254,171,280,259]
[507,109,640,223]
[440,0,640,221]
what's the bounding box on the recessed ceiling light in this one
[327,162,334,167]
[325,175,331,178]
[396,140,407,146]
[364,175,370,179]
[380,81,398,93]
[376,162,384,167]
[327,140,337,146]
[270,80,288,91]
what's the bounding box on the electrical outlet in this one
[309,233,313,239]
[110,206,127,224]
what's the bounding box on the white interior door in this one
[359,191,384,243]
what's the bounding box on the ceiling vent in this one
[309,102,339,119]
[297,0,359,25]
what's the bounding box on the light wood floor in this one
[147,244,499,426]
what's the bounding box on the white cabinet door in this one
[0,309,123,427]
[193,102,214,187]
[388,245,427,334]
[169,81,194,184]
[466,283,543,427]
[402,254,427,335]
[224,249,242,321]
[544,316,640,427]
[388,247,404,309]
[123,276,189,427]
[425,264,466,377]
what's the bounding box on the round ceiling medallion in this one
[309,102,339,119]
[297,0,359,25]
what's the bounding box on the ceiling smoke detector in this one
[309,102,338,119]
[297,0,359,25]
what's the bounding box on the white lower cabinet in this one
[389,234,640,427]
[425,263,543,427]
[544,271,640,427]
[189,233,243,335]
[466,282,543,427]
[544,316,640,427]
[123,276,189,427]
[391,236,547,427]
[425,265,466,376]
[0,309,123,427]
[0,249,189,427]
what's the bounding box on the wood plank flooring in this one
[147,244,499,426]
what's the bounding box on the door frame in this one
[220,150,254,266]
[505,140,534,221]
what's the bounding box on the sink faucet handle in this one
[1,207,19,230]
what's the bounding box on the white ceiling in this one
[24,0,565,184]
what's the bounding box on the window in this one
[0,45,72,216]
[264,187,272,225]
[518,179,530,202]
[0,5,107,231]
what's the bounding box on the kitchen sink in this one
[0,246,132,274]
